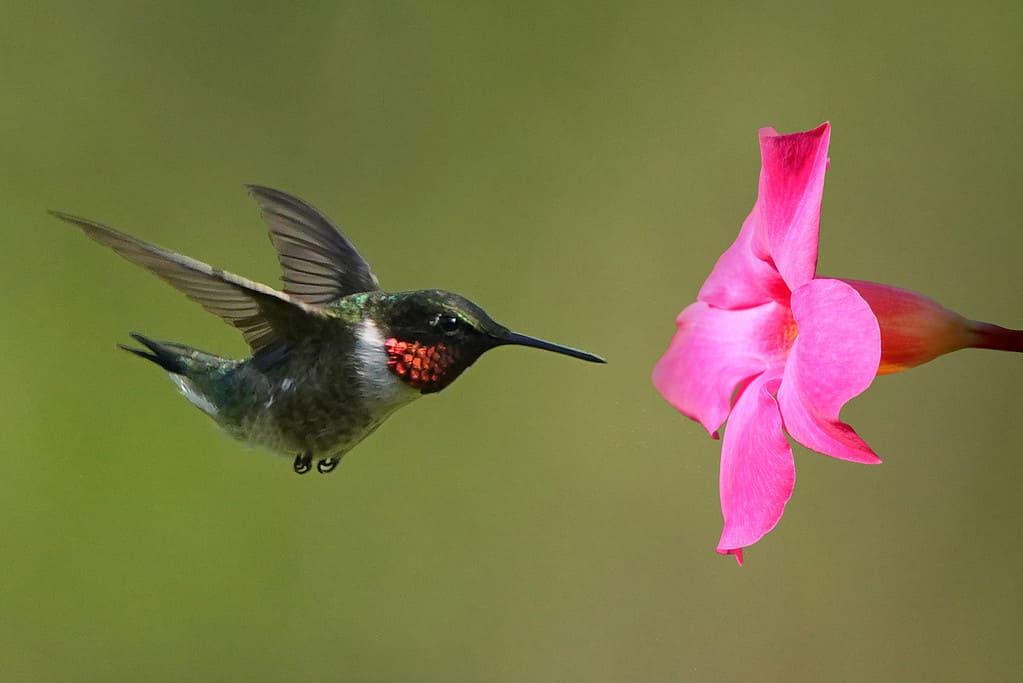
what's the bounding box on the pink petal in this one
[697,210,790,309]
[778,278,882,464]
[753,123,830,292]
[652,300,793,437]
[716,370,794,558]
[698,123,831,310]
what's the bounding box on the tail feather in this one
[119,332,186,374]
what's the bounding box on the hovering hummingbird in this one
[54,186,604,474]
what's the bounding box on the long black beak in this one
[498,330,606,363]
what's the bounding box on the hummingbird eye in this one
[435,314,461,335]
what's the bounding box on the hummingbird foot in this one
[316,457,341,474]
[293,453,313,475]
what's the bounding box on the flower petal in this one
[698,123,831,309]
[716,370,794,560]
[652,300,792,436]
[778,278,882,464]
[697,210,790,309]
[754,123,830,292]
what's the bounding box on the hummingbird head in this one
[373,289,605,394]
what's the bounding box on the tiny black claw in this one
[293,453,312,475]
[317,457,340,474]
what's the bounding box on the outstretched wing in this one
[246,185,380,304]
[53,211,328,354]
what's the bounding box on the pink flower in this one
[652,122,1023,565]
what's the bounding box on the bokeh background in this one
[2,2,1021,681]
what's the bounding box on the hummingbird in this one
[53,186,605,475]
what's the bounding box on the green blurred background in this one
[2,2,1021,681]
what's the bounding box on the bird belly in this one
[167,322,420,462]
[208,373,418,460]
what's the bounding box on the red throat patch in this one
[384,337,458,390]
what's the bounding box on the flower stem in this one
[969,321,1023,353]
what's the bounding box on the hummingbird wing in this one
[246,185,381,304]
[52,212,329,354]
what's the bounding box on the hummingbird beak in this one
[496,331,606,363]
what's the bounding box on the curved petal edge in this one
[778,279,882,464]
[716,371,795,560]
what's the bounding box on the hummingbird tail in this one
[119,333,187,374]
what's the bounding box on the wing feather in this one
[246,185,380,303]
[53,211,327,354]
